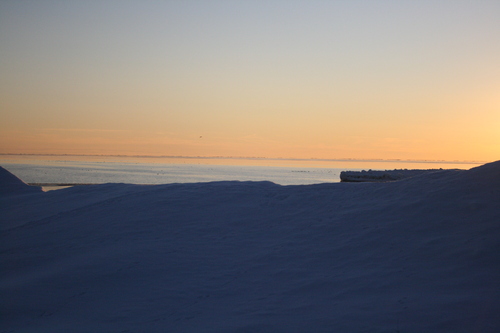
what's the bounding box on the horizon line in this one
[0,153,486,165]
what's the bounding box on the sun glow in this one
[1,1,499,163]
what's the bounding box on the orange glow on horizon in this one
[1,2,499,164]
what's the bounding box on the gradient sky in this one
[1,0,499,162]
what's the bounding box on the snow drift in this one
[0,166,42,196]
[1,162,499,332]
[339,169,445,182]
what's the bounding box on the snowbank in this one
[340,168,445,182]
[0,166,42,195]
[1,162,499,332]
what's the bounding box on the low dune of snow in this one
[339,169,445,182]
[1,162,499,332]
[0,166,43,196]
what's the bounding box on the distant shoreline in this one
[0,153,484,165]
[27,183,94,187]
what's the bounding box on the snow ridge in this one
[340,168,445,182]
[1,162,499,332]
[0,166,42,195]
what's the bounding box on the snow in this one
[340,169,446,182]
[1,162,499,332]
[0,166,43,196]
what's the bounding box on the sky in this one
[0,0,499,162]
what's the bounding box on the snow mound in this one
[0,166,42,195]
[1,162,499,332]
[340,168,443,182]
[464,160,500,184]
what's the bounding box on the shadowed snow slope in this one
[0,166,42,196]
[1,162,499,333]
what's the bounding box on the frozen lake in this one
[1,160,342,187]
[0,155,480,188]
